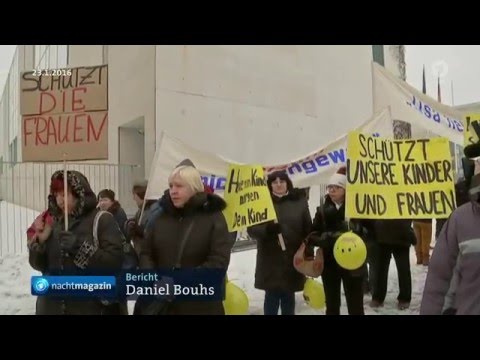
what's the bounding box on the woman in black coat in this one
[310,167,367,315]
[97,189,128,237]
[28,170,125,315]
[247,171,312,315]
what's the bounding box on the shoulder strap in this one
[174,219,195,269]
[93,210,111,247]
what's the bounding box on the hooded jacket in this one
[421,201,480,315]
[248,181,312,292]
[143,159,214,237]
[139,191,233,315]
[28,170,125,315]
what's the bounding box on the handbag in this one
[140,218,196,315]
[93,211,139,270]
[293,233,324,278]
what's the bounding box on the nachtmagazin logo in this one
[32,277,50,294]
[31,276,116,297]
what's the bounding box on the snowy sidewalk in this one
[0,248,427,315]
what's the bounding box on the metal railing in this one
[0,161,137,257]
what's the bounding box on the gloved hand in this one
[59,231,82,257]
[133,224,145,238]
[266,222,282,235]
[349,221,363,235]
[125,219,136,236]
[317,231,342,249]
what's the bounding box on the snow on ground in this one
[0,201,40,257]
[228,248,427,315]
[0,199,429,315]
[0,248,427,315]
[0,254,41,315]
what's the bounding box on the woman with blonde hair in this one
[139,165,233,315]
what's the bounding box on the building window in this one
[372,45,385,66]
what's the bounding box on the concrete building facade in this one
[0,45,403,215]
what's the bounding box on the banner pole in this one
[63,154,68,231]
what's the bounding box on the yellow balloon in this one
[223,281,249,315]
[333,232,367,270]
[303,279,325,310]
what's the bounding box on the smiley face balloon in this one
[333,232,367,270]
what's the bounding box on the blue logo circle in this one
[33,278,49,294]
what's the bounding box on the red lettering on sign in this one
[87,112,107,142]
[72,87,87,111]
[35,117,48,145]
[39,92,56,114]
[73,114,86,142]
[23,117,36,146]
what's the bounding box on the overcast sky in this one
[405,45,480,107]
[0,45,478,107]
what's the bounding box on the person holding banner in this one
[138,165,233,315]
[247,171,312,316]
[28,170,126,315]
[309,167,367,315]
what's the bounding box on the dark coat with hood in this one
[311,195,368,276]
[127,199,156,255]
[247,172,312,292]
[28,170,125,315]
[139,191,233,315]
[107,200,128,238]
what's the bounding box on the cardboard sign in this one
[20,65,108,162]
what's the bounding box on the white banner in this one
[372,62,465,145]
[145,109,393,200]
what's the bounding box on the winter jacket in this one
[436,179,470,238]
[247,189,312,292]
[139,191,233,315]
[370,219,415,247]
[126,200,156,255]
[311,196,367,275]
[144,184,214,238]
[421,202,480,315]
[28,170,125,315]
[107,201,128,238]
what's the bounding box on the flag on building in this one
[437,76,442,103]
[422,65,426,94]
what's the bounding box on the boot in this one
[370,299,384,308]
[398,301,410,310]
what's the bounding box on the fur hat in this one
[328,166,347,189]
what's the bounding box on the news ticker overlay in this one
[31,269,226,301]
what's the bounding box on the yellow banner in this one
[345,131,456,219]
[464,113,480,146]
[222,164,277,232]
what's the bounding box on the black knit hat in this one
[267,171,294,193]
